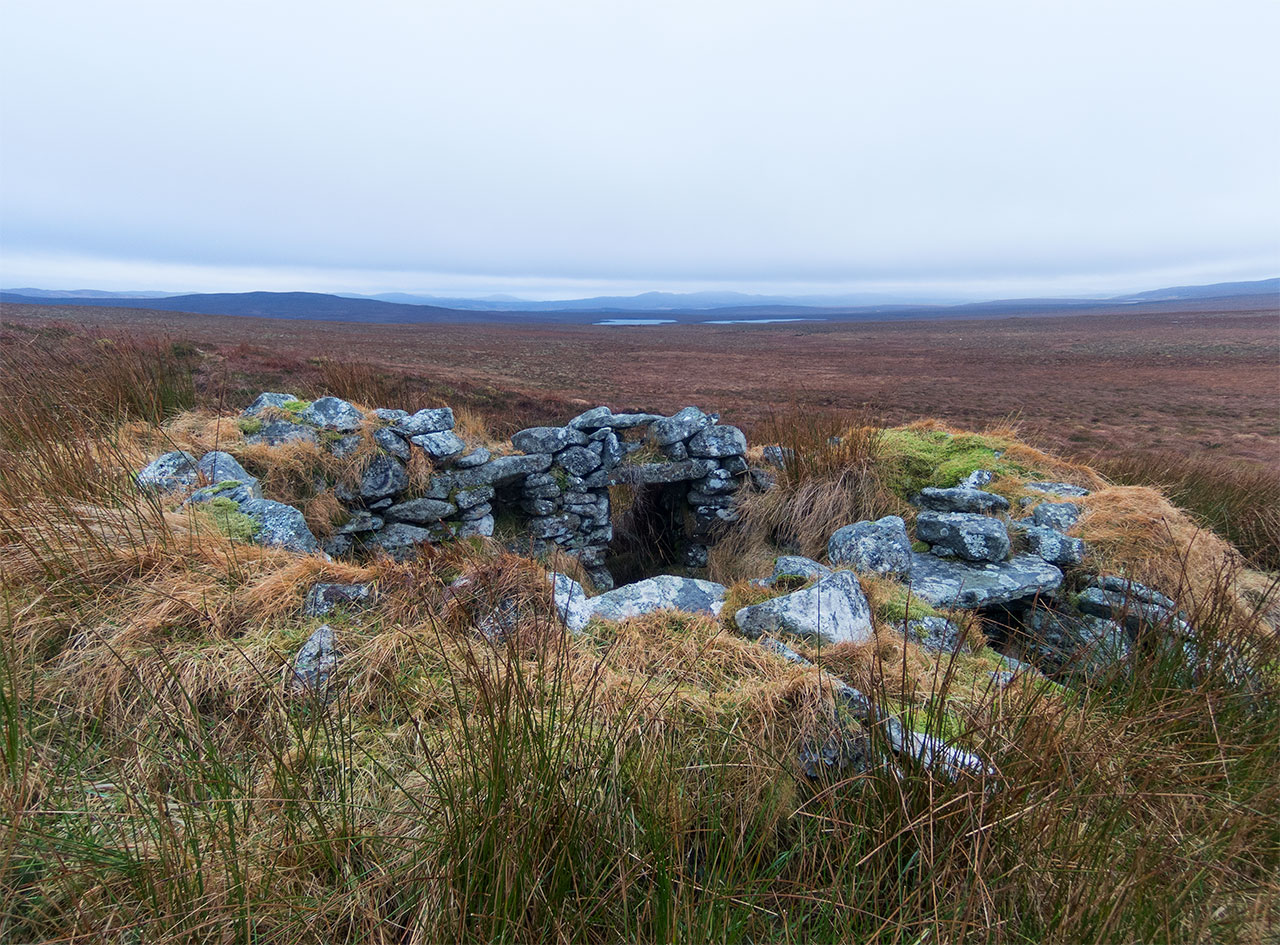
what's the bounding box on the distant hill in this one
[1,287,176,299]
[2,277,1275,325]
[1114,278,1279,302]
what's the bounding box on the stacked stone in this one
[640,406,750,569]
[146,394,760,578]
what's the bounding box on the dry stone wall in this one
[151,393,761,588]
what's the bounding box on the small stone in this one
[242,392,297,416]
[289,624,338,695]
[373,427,411,460]
[244,420,318,447]
[411,430,466,460]
[302,582,372,616]
[373,408,409,422]
[395,407,456,436]
[556,445,601,476]
[1031,502,1081,531]
[337,510,383,533]
[1024,481,1091,498]
[455,447,491,468]
[512,426,588,454]
[384,497,457,523]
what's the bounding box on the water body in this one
[593,318,678,326]
[701,317,827,325]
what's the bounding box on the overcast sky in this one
[1,0,1277,300]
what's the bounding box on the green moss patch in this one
[203,497,259,541]
[874,582,941,625]
[236,417,263,435]
[880,428,1027,497]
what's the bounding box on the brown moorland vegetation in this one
[0,314,1278,942]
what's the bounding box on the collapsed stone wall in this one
[143,393,763,588]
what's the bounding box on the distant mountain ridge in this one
[1,277,1275,325]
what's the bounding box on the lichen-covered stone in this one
[411,430,466,460]
[302,582,373,617]
[360,455,408,502]
[687,424,747,458]
[915,486,1010,514]
[239,499,321,553]
[828,516,913,576]
[299,396,363,432]
[734,570,874,645]
[290,624,338,695]
[394,407,456,436]
[512,426,587,454]
[1015,523,1086,567]
[549,572,593,633]
[589,575,727,623]
[906,552,1063,609]
[384,497,457,524]
[137,450,199,492]
[651,406,712,446]
[916,511,1010,562]
[1031,501,1081,531]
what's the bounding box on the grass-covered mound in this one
[1,333,1278,943]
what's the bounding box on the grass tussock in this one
[712,406,904,582]
[1094,448,1280,571]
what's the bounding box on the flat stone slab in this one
[588,575,727,623]
[735,570,874,645]
[906,552,1063,609]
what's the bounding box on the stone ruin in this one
[140,393,769,589]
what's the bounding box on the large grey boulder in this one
[242,392,297,416]
[915,487,1010,515]
[299,396,363,432]
[411,430,466,460]
[384,497,457,524]
[303,582,373,617]
[512,426,587,454]
[589,575,727,623]
[1032,502,1081,531]
[137,451,199,492]
[907,552,1063,609]
[549,572,593,633]
[734,571,874,646]
[916,511,1010,562]
[688,425,747,458]
[289,624,338,695]
[394,407,455,436]
[828,516,912,577]
[651,406,712,446]
[239,499,321,553]
[1016,523,1086,567]
[360,455,408,502]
